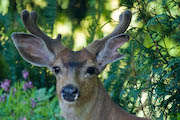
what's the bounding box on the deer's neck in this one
[86,79,115,120]
[60,79,146,120]
[59,79,115,120]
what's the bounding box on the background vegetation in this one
[0,0,180,120]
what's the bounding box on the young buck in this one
[12,10,150,120]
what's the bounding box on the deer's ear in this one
[96,34,129,70]
[11,33,55,67]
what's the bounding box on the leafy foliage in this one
[0,0,180,119]
[0,53,10,81]
[0,80,62,120]
[103,0,180,119]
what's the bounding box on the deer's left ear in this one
[96,34,129,70]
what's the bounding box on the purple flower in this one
[0,95,6,102]
[31,99,36,108]
[13,88,17,95]
[28,81,33,88]
[22,69,29,79]
[23,83,28,91]
[19,117,27,120]
[1,79,11,91]
[23,81,33,91]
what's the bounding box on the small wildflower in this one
[23,82,28,91]
[13,88,17,95]
[28,81,33,88]
[23,81,33,91]
[31,99,36,108]
[0,79,11,92]
[19,117,27,120]
[0,95,6,102]
[22,69,29,79]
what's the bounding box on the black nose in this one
[61,84,79,102]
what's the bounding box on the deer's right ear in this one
[11,33,55,67]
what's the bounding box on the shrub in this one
[0,80,63,120]
[104,0,180,119]
[0,53,10,81]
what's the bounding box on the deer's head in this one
[11,10,131,106]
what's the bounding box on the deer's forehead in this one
[55,48,95,67]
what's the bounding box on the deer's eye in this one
[86,66,97,75]
[52,66,61,74]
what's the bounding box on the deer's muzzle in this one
[61,84,79,102]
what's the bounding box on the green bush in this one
[0,0,180,119]
[0,80,63,120]
[0,53,10,81]
[104,0,180,119]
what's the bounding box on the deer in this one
[11,10,150,120]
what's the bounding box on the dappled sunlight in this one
[73,30,87,51]
[111,7,126,21]
[32,0,47,8]
[0,35,8,46]
[159,36,180,57]
[141,92,148,105]
[52,0,130,51]
[169,46,180,57]
[1,0,180,119]
[105,0,119,10]
[0,0,9,15]
[53,20,72,38]
[101,21,114,36]
[58,0,69,9]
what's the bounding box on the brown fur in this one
[12,10,150,120]
[52,48,150,120]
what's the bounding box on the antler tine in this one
[102,10,132,41]
[21,10,65,53]
[86,10,132,55]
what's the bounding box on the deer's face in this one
[52,49,99,104]
[11,10,131,106]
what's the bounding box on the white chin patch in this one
[61,93,79,104]
[74,93,79,101]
